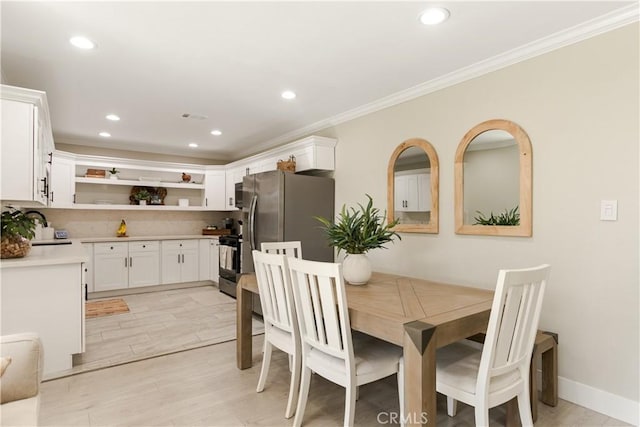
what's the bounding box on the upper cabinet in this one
[454,119,532,237]
[224,136,336,209]
[387,138,439,234]
[50,152,76,208]
[41,135,335,211]
[0,85,54,206]
[203,169,226,211]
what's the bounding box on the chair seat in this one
[436,341,522,395]
[266,326,295,354]
[307,332,402,386]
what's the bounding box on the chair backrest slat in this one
[289,258,353,361]
[261,241,303,259]
[253,250,296,334]
[478,264,550,392]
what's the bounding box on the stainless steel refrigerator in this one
[241,170,335,276]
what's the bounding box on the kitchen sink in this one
[32,240,72,246]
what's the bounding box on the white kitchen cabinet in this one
[82,243,94,293]
[94,242,129,291]
[128,241,160,288]
[50,152,76,207]
[225,166,245,209]
[0,91,52,206]
[198,238,220,282]
[395,172,431,212]
[93,241,160,290]
[203,169,226,210]
[161,240,199,284]
[1,261,85,376]
[287,139,335,172]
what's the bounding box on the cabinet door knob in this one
[110,246,114,250]
[143,245,146,248]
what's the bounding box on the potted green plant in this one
[134,189,151,205]
[316,194,401,285]
[108,167,119,180]
[1,207,37,259]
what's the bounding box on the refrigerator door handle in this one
[249,194,258,251]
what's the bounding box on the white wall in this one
[328,23,639,421]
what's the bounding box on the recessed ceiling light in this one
[188,143,198,148]
[69,36,96,50]
[105,114,120,121]
[419,7,450,25]
[210,129,222,136]
[281,90,296,100]
[98,132,111,137]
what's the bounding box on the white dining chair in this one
[261,241,302,258]
[287,257,404,427]
[252,250,301,419]
[436,264,551,427]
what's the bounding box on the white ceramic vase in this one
[342,253,372,285]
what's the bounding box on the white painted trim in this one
[249,3,639,155]
[536,369,639,425]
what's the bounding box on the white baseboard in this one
[537,370,639,425]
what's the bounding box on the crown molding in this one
[242,3,639,157]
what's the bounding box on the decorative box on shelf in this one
[202,228,231,236]
[85,168,106,178]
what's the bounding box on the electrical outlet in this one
[600,200,617,221]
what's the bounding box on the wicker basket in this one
[1,236,31,259]
[277,155,296,173]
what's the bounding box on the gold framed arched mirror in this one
[387,138,439,234]
[455,119,532,237]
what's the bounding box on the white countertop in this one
[79,234,221,243]
[0,241,88,269]
[1,235,223,269]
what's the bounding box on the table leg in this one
[540,336,558,406]
[236,284,253,369]
[403,321,436,426]
[505,398,522,426]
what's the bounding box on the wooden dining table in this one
[236,271,498,426]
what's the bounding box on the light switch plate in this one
[600,200,617,221]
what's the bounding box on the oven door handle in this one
[248,194,258,251]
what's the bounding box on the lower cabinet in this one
[82,243,94,293]
[93,241,160,291]
[161,240,199,284]
[199,238,220,282]
[1,262,84,377]
[90,238,217,292]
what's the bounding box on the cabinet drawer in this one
[94,242,127,255]
[180,240,199,250]
[129,241,159,252]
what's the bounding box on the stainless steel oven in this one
[218,235,241,297]
[218,234,262,315]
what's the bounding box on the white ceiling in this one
[1,1,636,161]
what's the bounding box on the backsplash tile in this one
[40,209,240,238]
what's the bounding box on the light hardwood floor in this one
[65,285,263,376]
[40,286,630,426]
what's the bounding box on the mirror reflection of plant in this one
[474,206,520,226]
[316,194,401,255]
